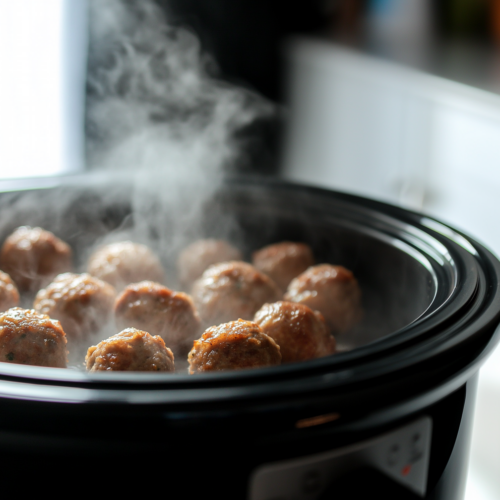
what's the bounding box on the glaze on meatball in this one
[177,239,243,289]
[191,261,282,328]
[34,273,116,362]
[188,319,281,373]
[252,242,315,292]
[0,307,67,367]
[87,241,164,291]
[86,328,174,372]
[254,301,335,363]
[0,226,72,294]
[284,264,362,334]
[0,270,19,312]
[114,281,200,354]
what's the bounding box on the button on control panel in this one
[249,416,432,500]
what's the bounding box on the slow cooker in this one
[0,174,498,500]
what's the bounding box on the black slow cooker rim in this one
[0,174,498,408]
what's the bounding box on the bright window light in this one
[0,0,87,179]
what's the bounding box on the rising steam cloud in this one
[86,0,276,174]
[83,0,278,275]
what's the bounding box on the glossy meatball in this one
[254,301,335,363]
[0,271,19,312]
[0,307,67,367]
[86,328,175,372]
[188,319,281,373]
[0,226,72,294]
[191,261,282,328]
[33,273,116,361]
[177,239,243,289]
[284,264,361,334]
[114,281,200,353]
[87,241,164,291]
[252,242,315,292]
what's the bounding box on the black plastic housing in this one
[0,175,498,499]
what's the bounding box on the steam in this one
[83,0,277,277]
[86,0,275,173]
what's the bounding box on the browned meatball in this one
[33,273,116,362]
[0,226,72,294]
[254,301,335,363]
[0,307,67,367]
[177,239,243,289]
[252,242,315,292]
[188,319,281,373]
[86,328,174,372]
[114,281,200,354]
[0,270,19,312]
[191,261,282,328]
[87,241,164,291]
[284,264,362,334]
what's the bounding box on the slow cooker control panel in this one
[249,416,432,500]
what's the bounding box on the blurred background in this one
[1,1,500,497]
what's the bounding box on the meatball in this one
[114,281,200,354]
[0,226,72,294]
[87,241,164,291]
[191,261,282,328]
[177,239,243,289]
[188,319,281,373]
[33,273,116,362]
[252,242,315,292]
[0,270,19,312]
[86,328,175,372]
[284,264,362,334]
[254,301,335,363]
[0,307,67,367]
